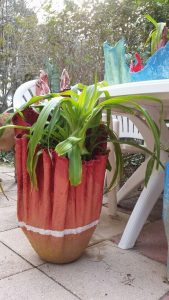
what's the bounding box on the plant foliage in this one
[0,83,163,188]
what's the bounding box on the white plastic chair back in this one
[13,80,37,110]
[102,113,144,152]
[113,115,143,141]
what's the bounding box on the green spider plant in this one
[145,14,169,55]
[0,82,163,189]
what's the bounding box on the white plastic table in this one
[101,79,169,249]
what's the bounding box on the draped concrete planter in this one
[15,136,107,263]
[0,113,14,151]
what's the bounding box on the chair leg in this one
[117,157,149,203]
[118,167,164,249]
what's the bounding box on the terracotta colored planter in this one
[0,113,15,151]
[15,137,107,263]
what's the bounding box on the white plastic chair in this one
[104,112,154,216]
[13,80,37,109]
[113,115,144,152]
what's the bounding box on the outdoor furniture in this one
[103,113,147,217]
[101,78,169,249]
[13,80,37,108]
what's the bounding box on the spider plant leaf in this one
[145,14,158,27]
[87,83,99,111]
[59,89,79,101]
[22,94,60,110]
[27,97,64,178]
[145,29,155,46]
[115,140,163,167]
[144,156,155,187]
[47,107,60,147]
[61,102,77,132]
[107,130,123,190]
[99,94,162,108]
[55,136,82,156]
[31,149,43,188]
[102,103,137,115]
[0,124,31,134]
[53,124,68,140]
[68,144,82,186]
[77,86,87,113]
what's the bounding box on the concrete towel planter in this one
[15,137,107,263]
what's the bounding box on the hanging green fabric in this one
[103,39,131,85]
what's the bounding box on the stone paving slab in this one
[0,242,31,279]
[1,179,17,192]
[0,268,78,300]
[0,174,14,182]
[39,241,169,300]
[90,206,129,245]
[1,164,169,300]
[0,194,16,208]
[3,190,17,201]
[0,228,44,267]
[0,205,18,232]
[0,165,15,173]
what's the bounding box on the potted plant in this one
[0,82,162,263]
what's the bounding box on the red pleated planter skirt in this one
[15,137,107,263]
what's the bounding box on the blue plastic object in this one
[163,162,169,280]
[103,40,169,84]
[131,42,169,82]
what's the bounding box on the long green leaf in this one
[144,156,155,186]
[145,14,158,27]
[27,97,63,179]
[68,144,82,186]
[55,136,82,156]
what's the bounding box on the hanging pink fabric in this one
[35,70,50,96]
[0,113,15,151]
[156,26,168,50]
[60,68,70,91]
[15,136,107,263]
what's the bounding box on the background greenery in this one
[0,0,169,113]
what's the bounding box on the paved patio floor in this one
[0,164,169,300]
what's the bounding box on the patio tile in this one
[39,240,169,300]
[1,179,17,192]
[0,165,15,173]
[90,206,129,245]
[0,206,18,232]
[0,268,78,300]
[0,242,31,279]
[4,172,15,177]
[4,190,17,201]
[0,172,15,181]
[0,228,44,266]
[0,194,16,208]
